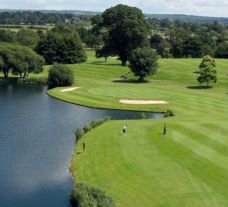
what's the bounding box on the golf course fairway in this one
[48,51,228,206]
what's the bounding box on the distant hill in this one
[0,9,228,23]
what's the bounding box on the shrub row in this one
[74,117,111,141]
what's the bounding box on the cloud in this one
[0,0,227,17]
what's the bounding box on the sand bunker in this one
[119,99,168,105]
[60,87,80,92]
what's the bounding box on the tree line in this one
[76,17,228,59]
[148,19,228,58]
[0,25,87,79]
[0,4,226,85]
[0,11,90,25]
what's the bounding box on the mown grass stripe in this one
[171,131,228,171]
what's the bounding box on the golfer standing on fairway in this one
[163,123,167,135]
[83,142,86,152]
[122,125,127,135]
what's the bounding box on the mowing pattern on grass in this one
[71,120,228,207]
[65,51,228,206]
[48,51,228,116]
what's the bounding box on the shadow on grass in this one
[89,61,121,67]
[187,85,213,89]
[193,71,200,74]
[112,79,150,84]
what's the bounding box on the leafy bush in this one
[75,129,84,141]
[74,117,110,141]
[70,183,115,207]
[83,124,92,133]
[90,117,110,128]
[164,109,175,118]
[197,55,217,87]
[47,64,74,88]
[215,43,228,58]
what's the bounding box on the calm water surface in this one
[0,84,163,207]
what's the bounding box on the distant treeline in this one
[1,10,228,25]
[147,18,228,58]
[146,14,228,23]
[0,9,227,59]
[0,11,90,25]
[149,18,228,33]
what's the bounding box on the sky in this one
[0,0,228,17]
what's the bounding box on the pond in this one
[0,84,163,207]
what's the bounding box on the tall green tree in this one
[36,25,87,64]
[150,34,163,50]
[182,36,203,58]
[0,29,16,43]
[76,27,103,48]
[92,4,150,66]
[0,43,44,78]
[171,34,203,58]
[215,43,228,58]
[129,48,158,82]
[16,28,40,48]
[197,55,217,87]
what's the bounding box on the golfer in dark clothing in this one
[83,142,85,152]
[163,123,167,135]
[122,125,127,135]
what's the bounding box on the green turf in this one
[48,50,228,118]
[66,51,228,206]
[71,120,228,207]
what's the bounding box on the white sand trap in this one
[119,99,168,105]
[60,87,80,93]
